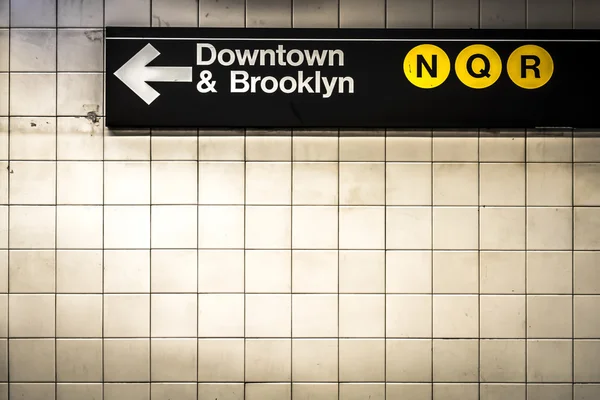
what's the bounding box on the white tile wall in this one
[0,0,600,400]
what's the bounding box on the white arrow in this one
[114,43,193,105]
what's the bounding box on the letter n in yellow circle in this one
[403,44,451,88]
[507,45,554,89]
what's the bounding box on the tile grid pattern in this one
[1,1,600,400]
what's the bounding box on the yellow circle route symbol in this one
[403,44,451,89]
[454,44,502,89]
[507,45,554,89]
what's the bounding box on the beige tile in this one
[104,339,150,382]
[151,250,196,293]
[104,134,150,161]
[151,135,197,161]
[197,339,244,381]
[151,294,197,337]
[528,385,572,400]
[480,252,525,294]
[574,340,600,382]
[198,136,244,161]
[339,383,384,400]
[293,383,339,400]
[150,206,197,249]
[57,383,102,400]
[340,163,384,205]
[387,384,431,400]
[246,250,291,293]
[433,208,478,250]
[527,340,572,382]
[480,384,525,400]
[245,339,291,381]
[151,162,197,204]
[527,208,572,250]
[292,295,337,337]
[339,136,384,161]
[480,295,525,338]
[56,339,102,382]
[57,206,103,249]
[9,294,55,337]
[293,136,338,161]
[339,251,384,293]
[574,137,600,162]
[433,137,478,162]
[480,340,525,382]
[9,250,55,292]
[433,340,478,382]
[198,206,244,249]
[433,252,478,293]
[386,251,432,293]
[339,295,384,337]
[292,206,337,249]
[151,339,196,382]
[527,163,572,206]
[432,383,479,400]
[104,250,150,293]
[292,163,338,205]
[57,117,102,161]
[246,294,291,337]
[104,383,149,400]
[574,384,600,400]
[481,207,525,250]
[246,136,291,161]
[574,252,600,294]
[292,250,338,293]
[292,339,338,381]
[104,162,150,204]
[11,117,57,160]
[386,163,432,205]
[480,163,525,206]
[386,207,431,249]
[104,206,150,249]
[246,162,291,204]
[386,339,432,382]
[9,161,55,204]
[527,137,572,162]
[9,339,55,381]
[9,206,55,248]
[575,208,600,250]
[103,295,150,337]
[480,137,525,162]
[197,162,244,205]
[57,162,102,204]
[56,295,102,338]
[338,339,385,381]
[433,163,478,205]
[151,383,196,400]
[56,250,102,293]
[574,296,600,338]
[245,206,291,249]
[9,384,55,400]
[387,136,432,162]
[386,295,431,337]
[527,252,572,294]
[339,207,384,249]
[246,383,291,400]
[198,250,244,293]
[574,163,600,205]
[197,294,244,337]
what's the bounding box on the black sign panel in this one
[106,28,600,129]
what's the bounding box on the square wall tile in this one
[197,339,244,381]
[9,339,55,381]
[527,163,572,206]
[434,163,478,205]
[480,340,525,382]
[292,251,338,293]
[386,135,432,162]
[57,206,103,249]
[574,252,600,294]
[527,296,572,338]
[480,163,525,206]
[481,207,525,250]
[104,250,149,293]
[574,296,600,338]
[151,162,197,204]
[245,339,291,381]
[246,250,290,293]
[339,295,384,337]
[246,294,291,337]
[527,208,572,250]
[527,340,572,383]
[151,206,197,249]
[198,162,244,205]
[197,294,244,337]
[339,207,384,249]
[386,295,431,338]
[433,137,478,162]
[103,295,150,337]
[340,136,384,161]
[386,251,432,294]
[56,295,102,338]
[480,252,525,294]
[57,162,103,204]
[104,339,149,382]
[245,384,291,400]
[292,206,337,249]
[198,250,244,293]
[527,252,572,294]
[433,296,478,338]
[386,339,432,382]
[10,29,56,71]
[292,135,338,161]
[527,137,572,162]
[198,136,244,161]
[433,208,478,250]
[9,206,55,248]
[246,162,291,205]
[386,163,432,205]
[198,206,244,249]
[151,295,197,337]
[10,74,56,116]
[56,250,102,293]
[480,137,525,162]
[292,163,338,205]
[10,117,56,160]
[292,383,339,400]
[151,250,197,293]
[292,295,337,337]
[58,0,104,27]
[340,163,384,205]
[104,162,150,204]
[56,339,102,382]
[433,340,478,382]
[386,207,431,250]
[11,0,56,27]
[433,252,478,294]
[574,340,600,382]
[151,339,197,382]
[9,250,55,292]
[575,164,600,205]
[104,206,150,249]
[106,0,151,26]
[246,136,291,161]
[245,206,291,249]
[338,339,385,381]
[480,295,525,338]
[292,339,338,381]
[9,294,55,337]
[9,161,55,204]
[575,208,600,250]
[339,251,384,293]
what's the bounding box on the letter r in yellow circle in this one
[403,44,451,89]
[507,45,554,89]
[454,44,502,89]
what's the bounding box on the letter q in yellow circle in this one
[507,45,554,89]
[403,44,451,89]
[454,44,502,89]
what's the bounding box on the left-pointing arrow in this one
[114,43,193,105]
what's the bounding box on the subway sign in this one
[106,28,600,129]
